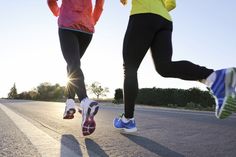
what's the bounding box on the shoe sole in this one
[218,68,236,119]
[63,108,76,119]
[82,116,96,136]
[124,127,138,133]
[219,96,236,119]
[80,102,99,136]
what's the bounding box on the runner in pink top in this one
[47,0,104,136]
[48,0,104,33]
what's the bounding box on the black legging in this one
[59,28,93,101]
[123,13,214,118]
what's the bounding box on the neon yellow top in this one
[131,0,173,21]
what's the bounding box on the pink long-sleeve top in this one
[47,0,104,33]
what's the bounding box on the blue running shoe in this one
[113,114,137,133]
[210,67,236,119]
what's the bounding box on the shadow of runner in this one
[85,138,109,157]
[60,134,83,157]
[121,133,185,157]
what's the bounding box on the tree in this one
[17,89,39,100]
[88,82,109,99]
[36,82,65,100]
[114,88,123,104]
[8,83,18,99]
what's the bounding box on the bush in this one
[114,88,123,104]
[136,87,215,109]
[167,104,178,108]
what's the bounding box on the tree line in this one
[114,87,216,111]
[7,82,109,101]
[8,82,216,111]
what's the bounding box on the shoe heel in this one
[225,68,236,94]
[220,96,236,119]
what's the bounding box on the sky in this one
[0,0,236,98]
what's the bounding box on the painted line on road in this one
[0,103,80,157]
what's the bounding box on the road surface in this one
[0,99,236,157]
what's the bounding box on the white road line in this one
[0,103,80,157]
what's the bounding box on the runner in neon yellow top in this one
[130,0,173,21]
[113,0,236,133]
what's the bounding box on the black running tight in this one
[59,28,92,101]
[123,14,214,118]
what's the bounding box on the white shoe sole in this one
[63,108,76,119]
[80,101,99,136]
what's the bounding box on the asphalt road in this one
[0,99,236,157]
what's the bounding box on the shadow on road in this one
[60,134,82,156]
[121,133,185,157]
[60,134,108,157]
[85,138,109,157]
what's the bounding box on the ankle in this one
[122,115,134,123]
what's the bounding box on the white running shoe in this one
[63,99,76,119]
[79,98,99,136]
